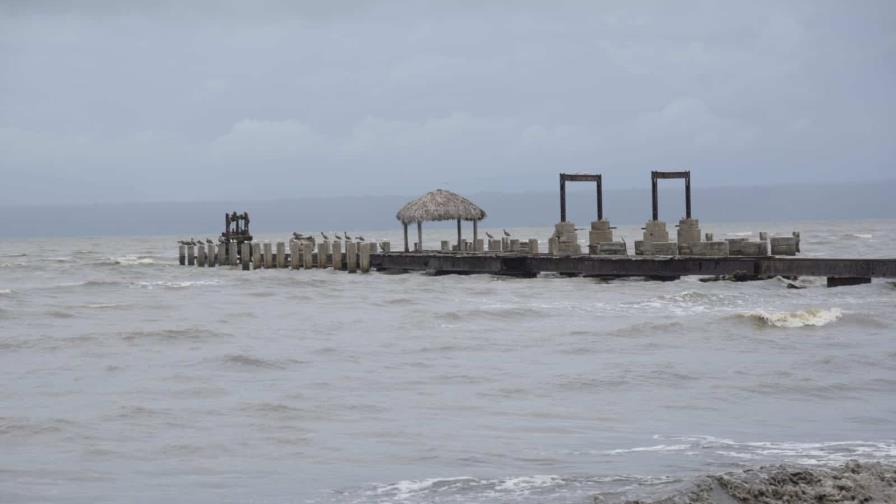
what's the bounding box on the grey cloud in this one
[1,1,893,205]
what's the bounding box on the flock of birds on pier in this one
[178,229,514,247]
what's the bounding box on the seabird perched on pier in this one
[356,236,365,242]
[292,232,304,240]
[343,232,351,240]
[503,229,511,237]
[486,232,494,239]
[189,238,198,245]
[334,235,342,241]
[320,232,329,240]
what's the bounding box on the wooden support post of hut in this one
[396,189,487,255]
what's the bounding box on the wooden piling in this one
[276,242,286,268]
[241,242,251,270]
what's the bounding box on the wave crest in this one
[739,308,842,328]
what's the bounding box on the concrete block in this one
[676,218,700,244]
[589,219,613,244]
[460,239,468,252]
[549,236,559,255]
[528,239,539,254]
[510,239,520,251]
[679,241,729,256]
[276,242,286,268]
[591,241,627,255]
[728,239,768,256]
[643,220,670,242]
[636,241,678,256]
[380,241,391,253]
[770,236,798,256]
[759,232,768,241]
[441,240,450,252]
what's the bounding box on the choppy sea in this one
[1,219,894,503]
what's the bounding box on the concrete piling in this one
[252,242,261,268]
[217,242,225,266]
[553,222,581,256]
[197,243,207,267]
[318,241,330,269]
[289,240,300,269]
[276,242,286,268]
[241,242,251,270]
[226,242,235,266]
[359,242,372,273]
[302,241,313,268]
[178,244,186,265]
[380,241,391,253]
[263,242,274,268]
[705,232,714,242]
[474,239,484,252]
[207,243,216,267]
[441,240,450,252]
[528,239,539,254]
[331,240,343,270]
[488,239,502,252]
[187,244,195,266]
[759,232,768,241]
[509,239,519,251]
[346,241,358,272]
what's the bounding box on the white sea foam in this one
[851,233,873,239]
[134,280,221,289]
[739,307,842,328]
[0,288,12,295]
[112,256,157,265]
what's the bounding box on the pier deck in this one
[371,252,896,281]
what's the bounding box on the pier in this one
[175,172,896,287]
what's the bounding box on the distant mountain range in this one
[3,180,894,238]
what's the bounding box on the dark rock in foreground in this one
[614,461,896,504]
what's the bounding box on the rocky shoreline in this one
[608,461,896,504]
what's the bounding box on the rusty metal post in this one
[560,175,567,222]
[685,173,692,219]
[651,171,659,221]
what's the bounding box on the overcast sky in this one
[1,1,894,205]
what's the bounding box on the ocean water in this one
[1,219,894,503]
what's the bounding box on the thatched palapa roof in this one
[396,189,487,224]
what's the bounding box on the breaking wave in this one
[738,308,842,328]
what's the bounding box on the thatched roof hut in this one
[395,189,487,252]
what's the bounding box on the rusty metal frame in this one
[559,173,603,223]
[651,171,691,221]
